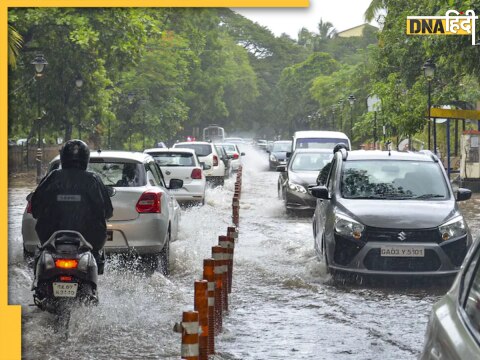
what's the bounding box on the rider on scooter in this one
[31,139,113,274]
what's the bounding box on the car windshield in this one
[291,152,333,171]
[150,152,195,167]
[296,138,347,149]
[272,142,292,152]
[175,144,212,157]
[89,160,146,187]
[341,160,449,200]
[221,144,236,153]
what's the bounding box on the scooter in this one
[32,230,100,327]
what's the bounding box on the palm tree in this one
[317,18,337,40]
[364,0,386,22]
[8,24,23,69]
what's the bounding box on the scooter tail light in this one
[55,259,78,269]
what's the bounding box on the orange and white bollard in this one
[211,254,223,335]
[202,259,216,355]
[194,280,209,360]
[180,311,200,360]
[219,235,234,294]
[212,246,229,314]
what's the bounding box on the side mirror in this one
[310,185,330,199]
[456,188,472,201]
[169,178,184,190]
[106,186,116,197]
[201,162,211,170]
[266,150,270,154]
[286,152,291,159]
[241,152,245,156]
[276,165,286,172]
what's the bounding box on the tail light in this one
[55,259,78,269]
[136,191,162,213]
[191,168,202,179]
[232,153,239,160]
[60,276,73,281]
[213,155,219,167]
[26,201,32,214]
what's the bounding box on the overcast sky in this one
[234,0,377,39]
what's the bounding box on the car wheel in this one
[159,232,170,276]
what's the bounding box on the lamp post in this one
[423,58,436,152]
[348,95,356,139]
[31,54,48,184]
[338,99,344,131]
[140,99,147,149]
[127,92,134,150]
[75,75,83,139]
[367,94,381,149]
[331,105,337,131]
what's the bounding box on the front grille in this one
[363,249,441,272]
[365,227,441,243]
[333,235,364,265]
[441,237,468,267]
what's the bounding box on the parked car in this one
[173,141,226,186]
[214,144,232,179]
[22,151,182,274]
[311,148,472,277]
[256,139,268,151]
[217,143,245,171]
[268,140,292,170]
[277,149,333,213]
[420,237,480,359]
[224,137,245,145]
[144,148,207,205]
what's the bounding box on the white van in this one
[292,131,351,151]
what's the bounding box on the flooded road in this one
[8,147,480,359]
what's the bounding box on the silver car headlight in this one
[288,181,307,194]
[439,216,466,241]
[335,213,364,240]
[270,154,277,162]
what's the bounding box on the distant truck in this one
[292,130,351,152]
[202,125,225,143]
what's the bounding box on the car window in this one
[291,152,333,171]
[272,142,292,152]
[175,144,212,157]
[296,138,348,149]
[221,144,236,153]
[462,248,480,341]
[340,160,449,199]
[326,158,337,193]
[89,160,146,187]
[146,161,166,188]
[151,152,195,167]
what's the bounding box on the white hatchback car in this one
[22,151,182,274]
[172,141,226,186]
[217,143,245,171]
[144,148,207,205]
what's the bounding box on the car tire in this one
[159,232,170,276]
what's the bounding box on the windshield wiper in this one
[411,194,445,199]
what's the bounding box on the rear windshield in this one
[47,160,146,187]
[89,161,146,187]
[221,144,236,153]
[341,160,449,200]
[151,152,195,167]
[296,138,348,149]
[175,144,212,157]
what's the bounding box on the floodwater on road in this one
[8,147,480,359]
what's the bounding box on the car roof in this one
[174,141,212,146]
[273,140,292,143]
[293,148,333,154]
[293,131,349,139]
[50,150,154,164]
[144,148,196,154]
[343,150,437,162]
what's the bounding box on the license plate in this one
[381,246,424,257]
[107,230,113,241]
[53,282,78,297]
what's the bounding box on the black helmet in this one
[60,139,90,170]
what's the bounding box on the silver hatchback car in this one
[22,151,182,274]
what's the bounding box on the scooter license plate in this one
[53,282,78,297]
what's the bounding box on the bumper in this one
[269,159,286,169]
[327,235,467,276]
[169,182,205,202]
[285,189,316,210]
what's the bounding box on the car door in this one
[315,156,338,254]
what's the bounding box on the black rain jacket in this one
[31,168,113,252]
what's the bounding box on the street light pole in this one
[348,95,356,140]
[75,75,83,139]
[31,54,48,184]
[423,59,436,152]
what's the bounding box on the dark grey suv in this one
[311,149,472,277]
